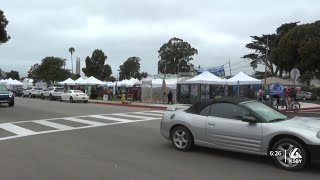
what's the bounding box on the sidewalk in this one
[89,99,320,112]
[88,99,191,110]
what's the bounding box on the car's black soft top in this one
[185,97,256,114]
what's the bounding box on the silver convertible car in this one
[160,98,320,171]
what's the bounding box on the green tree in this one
[28,63,40,80]
[68,47,75,73]
[28,57,71,83]
[0,10,10,45]
[106,76,116,82]
[277,21,320,83]
[119,57,142,80]
[6,70,20,80]
[140,71,148,79]
[158,37,198,74]
[243,22,298,77]
[82,49,112,80]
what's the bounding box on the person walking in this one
[167,91,173,104]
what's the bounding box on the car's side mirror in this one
[242,116,257,123]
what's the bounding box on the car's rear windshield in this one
[73,90,83,93]
[56,88,64,91]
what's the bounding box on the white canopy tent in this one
[227,72,261,85]
[126,78,140,87]
[185,71,226,84]
[59,78,76,85]
[83,76,103,85]
[74,78,87,85]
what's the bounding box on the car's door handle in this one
[208,122,216,126]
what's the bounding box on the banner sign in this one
[142,81,152,86]
[196,65,225,77]
[269,83,284,95]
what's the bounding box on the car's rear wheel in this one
[41,94,44,100]
[29,93,32,98]
[84,100,88,103]
[272,138,308,171]
[59,96,63,102]
[69,97,74,103]
[49,94,53,101]
[171,126,193,151]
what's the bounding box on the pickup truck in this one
[41,87,65,100]
[22,87,43,98]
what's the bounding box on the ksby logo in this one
[285,148,302,164]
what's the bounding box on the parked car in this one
[0,84,14,107]
[41,87,65,100]
[60,90,89,103]
[296,91,317,101]
[160,98,320,171]
[22,87,43,98]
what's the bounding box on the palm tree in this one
[68,47,75,73]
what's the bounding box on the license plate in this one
[82,97,85,99]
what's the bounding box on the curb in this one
[281,107,320,112]
[92,101,168,110]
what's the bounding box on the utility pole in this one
[229,61,232,76]
[264,37,269,85]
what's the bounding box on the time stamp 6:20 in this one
[269,151,283,157]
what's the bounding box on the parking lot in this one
[0,97,319,179]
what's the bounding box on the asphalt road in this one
[0,97,319,180]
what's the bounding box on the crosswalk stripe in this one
[132,112,163,116]
[63,117,106,126]
[0,123,36,136]
[112,113,150,119]
[35,120,74,130]
[147,110,165,114]
[88,115,134,123]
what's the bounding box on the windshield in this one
[55,88,64,92]
[0,85,7,91]
[241,101,288,122]
[73,90,83,93]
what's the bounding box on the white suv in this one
[41,87,65,100]
[22,87,43,98]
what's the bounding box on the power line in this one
[231,65,252,72]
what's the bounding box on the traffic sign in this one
[290,68,300,80]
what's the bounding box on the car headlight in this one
[9,93,13,97]
[317,132,320,139]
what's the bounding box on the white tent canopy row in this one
[59,76,113,86]
[142,78,185,89]
[0,78,23,85]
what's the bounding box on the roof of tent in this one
[74,77,87,85]
[185,71,226,84]
[126,78,140,87]
[227,72,262,85]
[59,78,75,85]
[84,76,103,85]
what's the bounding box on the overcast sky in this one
[1,0,320,78]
